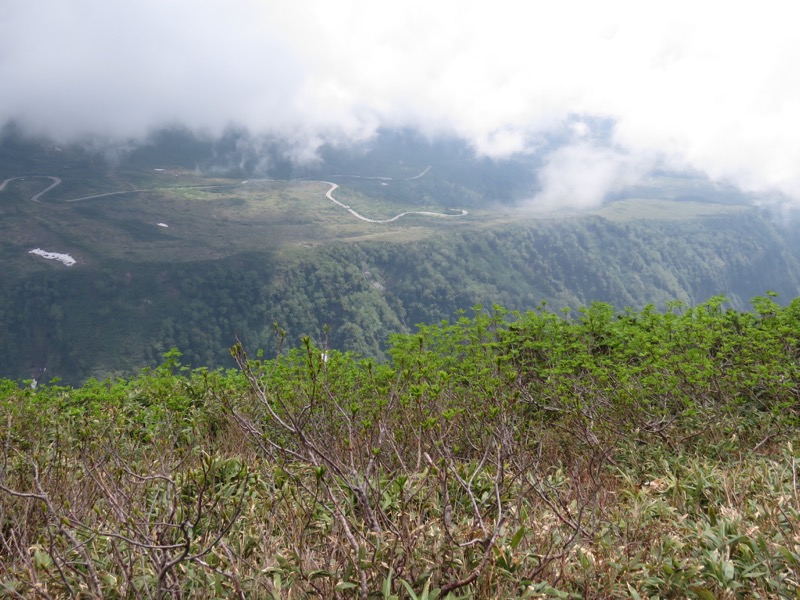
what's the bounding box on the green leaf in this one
[382,569,394,598]
[309,569,332,580]
[626,583,642,600]
[690,587,716,600]
[777,546,800,565]
[722,559,735,582]
[510,525,526,549]
[335,581,359,591]
[33,548,52,569]
[400,578,420,600]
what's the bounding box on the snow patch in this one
[157,222,169,228]
[29,248,76,266]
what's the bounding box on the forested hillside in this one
[2,207,799,383]
[2,298,798,597]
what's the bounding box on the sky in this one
[2,0,800,208]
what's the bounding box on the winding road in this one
[321,182,467,223]
[63,185,231,203]
[0,176,233,203]
[315,165,468,221]
[405,165,431,180]
[0,176,62,202]
[1,166,468,222]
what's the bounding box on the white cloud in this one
[2,0,800,203]
[0,0,308,139]
[532,142,650,210]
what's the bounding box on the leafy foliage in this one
[1,297,799,597]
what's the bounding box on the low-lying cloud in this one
[533,142,650,210]
[3,0,800,206]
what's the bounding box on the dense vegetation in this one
[2,296,799,598]
[3,208,800,384]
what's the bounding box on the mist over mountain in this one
[4,1,800,382]
[3,1,800,208]
[0,120,766,211]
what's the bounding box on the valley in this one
[1,130,798,384]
